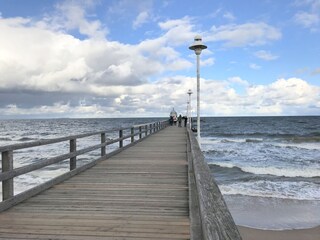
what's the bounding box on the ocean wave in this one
[14,168,69,194]
[290,136,320,143]
[0,137,12,141]
[220,180,320,200]
[202,137,263,144]
[274,142,320,150]
[242,166,320,178]
[245,138,263,143]
[209,162,320,178]
[206,132,320,143]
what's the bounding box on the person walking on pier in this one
[178,114,182,127]
[169,116,174,126]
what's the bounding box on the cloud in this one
[0,13,197,91]
[228,76,249,86]
[249,63,261,70]
[107,0,154,29]
[254,50,279,61]
[48,0,108,39]
[294,0,320,30]
[1,73,319,118]
[247,78,320,107]
[158,17,196,46]
[133,11,150,29]
[223,12,236,21]
[295,12,319,28]
[207,22,281,47]
[200,58,215,67]
[203,77,320,116]
[0,13,196,118]
[311,67,320,75]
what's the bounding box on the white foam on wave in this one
[211,162,237,169]
[275,142,320,150]
[200,138,221,145]
[242,166,320,178]
[210,162,320,178]
[220,180,320,200]
[202,137,263,144]
[14,168,69,194]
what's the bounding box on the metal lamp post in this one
[187,89,193,129]
[189,35,207,146]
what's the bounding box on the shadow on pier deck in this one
[0,122,242,240]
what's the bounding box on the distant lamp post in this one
[189,35,207,146]
[187,89,193,129]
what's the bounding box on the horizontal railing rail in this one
[0,120,168,212]
[187,128,242,240]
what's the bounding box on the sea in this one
[0,116,319,230]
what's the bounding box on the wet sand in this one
[224,195,320,230]
[238,225,320,240]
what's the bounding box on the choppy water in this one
[201,116,320,229]
[201,116,320,200]
[1,116,319,229]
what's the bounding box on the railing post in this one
[139,126,142,139]
[119,129,123,148]
[145,125,148,137]
[101,133,106,156]
[153,123,156,133]
[149,124,152,134]
[2,150,14,200]
[70,139,77,170]
[131,127,134,143]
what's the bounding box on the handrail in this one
[0,123,163,152]
[187,128,242,240]
[0,120,169,212]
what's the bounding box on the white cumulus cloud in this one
[254,50,279,61]
[207,22,282,47]
[294,0,320,30]
[133,11,150,29]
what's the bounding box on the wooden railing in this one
[0,120,168,212]
[187,128,242,240]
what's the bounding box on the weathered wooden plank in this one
[1,150,14,200]
[69,138,77,170]
[0,217,190,227]
[0,228,190,239]
[187,132,203,240]
[0,126,192,239]
[0,212,190,222]
[0,133,152,212]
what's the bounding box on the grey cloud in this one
[0,89,115,109]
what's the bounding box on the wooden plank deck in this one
[0,126,190,240]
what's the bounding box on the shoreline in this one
[223,195,320,230]
[238,225,320,240]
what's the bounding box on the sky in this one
[0,0,319,118]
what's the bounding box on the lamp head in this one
[189,35,207,55]
[187,89,193,95]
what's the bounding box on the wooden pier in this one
[0,121,242,240]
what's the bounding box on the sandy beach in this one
[238,225,320,240]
